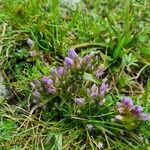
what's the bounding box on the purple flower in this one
[68,49,78,60]
[132,105,143,115]
[50,68,57,76]
[90,84,99,99]
[122,96,134,108]
[42,76,53,86]
[74,98,84,105]
[65,57,74,67]
[47,87,56,94]
[57,66,65,76]
[33,91,40,99]
[95,67,104,79]
[91,92,98,99]
[82,55,90,64]
[138,113,150,121]
[100,82,108,96]
[27,38,34,47]
[86,124,94,131]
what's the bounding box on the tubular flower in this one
[95,66,104,79]
[100,81,108,96]
[68,49,78,60]
[115,96,150,122]
[74,97,84,105]
[50,68,57,76]
[122,96,134,108]
[57,66,65,76]
[47,87,56,94]
[33,91,40,99]
[132,105,143,115]
[42,76,53,86]
[90,84,99,99]
[65,57,74,67]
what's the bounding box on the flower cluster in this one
[87,82,108,106]
[33,49,111,114]
[114,96,150,122]
[42,76,56,94]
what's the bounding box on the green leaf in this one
[55,134,62,150]
[83,73,99,84]
[142,80,150,106]
[113,36,126,59]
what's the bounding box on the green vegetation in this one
[0,0,150,149]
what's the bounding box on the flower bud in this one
[74,97,84,105]
[50,68,57,76]
[100,82,108,96]
[42,76,53,86]
[33,91,40,99]
[47,87,56,94]
[132,105,143,115]
[68,49,78,60]
[138,113,150,121]
[57,66,65,76]
[122,96,134,108]
[65,57,74,67]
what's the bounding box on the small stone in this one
[0,71,12,101]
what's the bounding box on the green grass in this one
[0,0,150,149]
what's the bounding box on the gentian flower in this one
[100,82,108,96]
[42,76,53,86]
[95,66,104,79]
[132,105,143,115]
[47,87,56,94]
[33,91,40,99]
[122,96,134,108]
[68,49,78,60]
[50,68,57,76]
[138,113,150,121]
[90,84,99,99]
[65,57,74,67]
[74,97,84,105]
[116,96,150,122]
[91,92,98,99]
[57,66,65,76]
[82,55,90,64]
